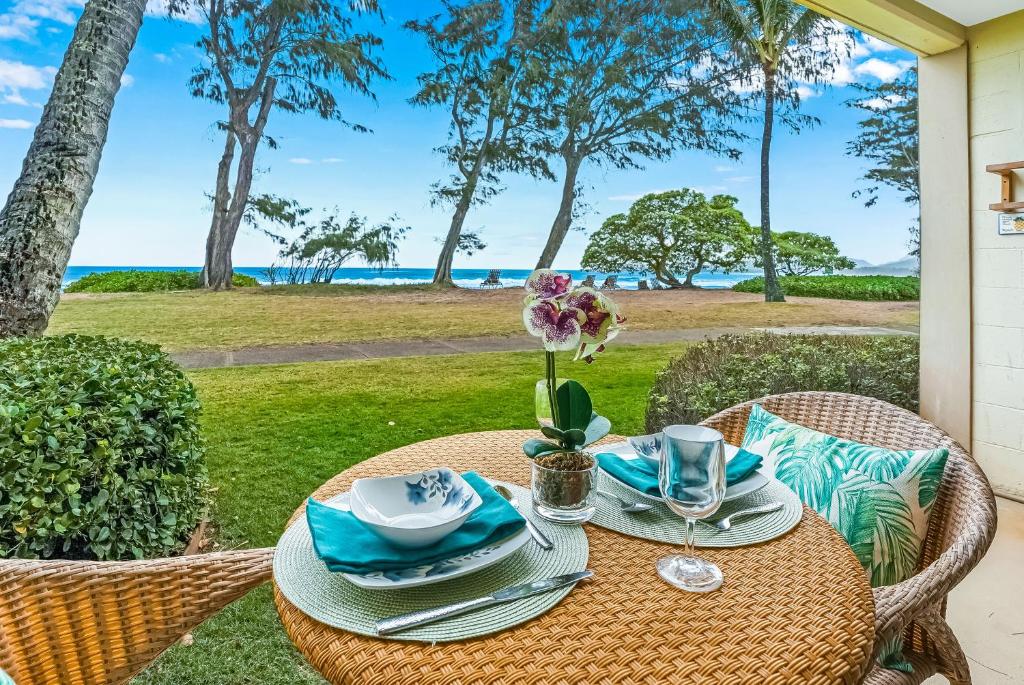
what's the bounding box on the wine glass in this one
[657,424,727,592]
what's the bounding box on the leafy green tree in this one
[707,0,852,302]
[0,0,146,336]
[750,230,856,275]
[251,198,408,284]
[407,0,551,285]
[581,189,751,288]
[531,0,745,269]
[169,0,388,290]
[847,66,919,256]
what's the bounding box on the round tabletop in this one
[274,430,875,685]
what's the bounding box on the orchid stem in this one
[546,351,560,430]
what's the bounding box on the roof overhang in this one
[796,0,966,55]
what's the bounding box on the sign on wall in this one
[997,213,1024,235]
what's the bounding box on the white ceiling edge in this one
[917,0,1024,26]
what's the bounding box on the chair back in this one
[638,279,649,290]
[0,548,273,685]
[600,275,618,289]
[700,392,994,579]
[582,275,596,288]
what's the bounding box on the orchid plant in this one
[521,269,624,459]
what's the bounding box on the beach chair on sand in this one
[638,279,650,290]
[480,270,503,288]
[581,275,596,288]
[599,275,620,290]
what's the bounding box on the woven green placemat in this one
[273,482,588,642]
[590,474,802,547]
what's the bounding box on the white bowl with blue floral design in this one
[349,468,483,549]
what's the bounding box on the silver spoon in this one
[597,489,654,514]
[709,501,784,531]
[493,485,553,550]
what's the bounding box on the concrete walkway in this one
[172,325,917,370]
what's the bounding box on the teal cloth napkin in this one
[305,471,526,574]
[596,447,763,496]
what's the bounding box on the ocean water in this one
[62,265,757,291]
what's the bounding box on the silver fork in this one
[709,501,784,531]
[597,489,653,513]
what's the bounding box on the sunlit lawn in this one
[133,343,681,684]
[50,285,920,353]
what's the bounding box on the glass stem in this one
[684,517,696,558]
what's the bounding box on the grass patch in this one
[133,344,680,684]
[50,287,919,352]
[65,270,258,293]
[733,275,919,301]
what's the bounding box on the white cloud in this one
[726,175,754,183]
[146,0,202,23]
[0,0,80,40]
[0,118,34,129]
[120,74,134,87]
[0,59,56,107]
[854,58,914,82]
[289,157,314,165]
[713,165,733,173]
[154,52,171,63]
[321,157,343,164]
[608,189,672,202]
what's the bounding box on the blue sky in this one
[0,0,918,269]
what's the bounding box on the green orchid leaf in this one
[555,380,592,431]
[563,428,587,447]
[540,426,567,442]
[582,414,611,446]
[523,439,564,458]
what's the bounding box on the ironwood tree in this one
[847,66,919,256]
[407,0,551,285]
[707,0,852,302]
[532,0,744,269]
[169,0,388,289]
[0,0,147,337]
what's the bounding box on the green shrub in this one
[732,275,919,301]
[65,270,259,293]
[645,333,919,431]
[0,335,208,560]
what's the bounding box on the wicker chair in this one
[701,392,998,685]
[0,547,274,685]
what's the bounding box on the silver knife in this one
[375,570,594,636]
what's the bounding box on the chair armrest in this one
[870,473,997,657]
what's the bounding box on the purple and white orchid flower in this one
[523,299,583,351]
[525,269,572,301]
[564,287,624,362]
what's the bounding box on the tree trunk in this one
[759,68,785,303]
[682,263,703,288]
[535,153,582,270]
[432,183,476,286]
[0,0,147,337]
[201,128,237,289]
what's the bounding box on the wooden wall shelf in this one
[987,161,1024,211]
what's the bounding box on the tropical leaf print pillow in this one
[740,404,949,671]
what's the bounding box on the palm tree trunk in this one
[759,68,785,303]
[535,153,582,270]
[0,0,147,336]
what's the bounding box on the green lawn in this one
[133,343,681,684]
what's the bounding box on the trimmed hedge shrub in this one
[0,335,208,560]
[64,270,259,293]
[733,275,919,301]
[645,333,919,431]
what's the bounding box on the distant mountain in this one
[842,255,919,276]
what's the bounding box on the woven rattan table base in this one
[274,430,875,685]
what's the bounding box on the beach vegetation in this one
[408,0,552,286]
[749,229,857,276]
[531,0,744,269]
[168,0,388,290]
[645,333,919,429]
[581,189,751,288]
[0,335,208,561]
[707,0,854,302]
[65,270,258,294]
[733,274,919,301]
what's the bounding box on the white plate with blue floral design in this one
[322,492,532,590]
[596,441,771,503]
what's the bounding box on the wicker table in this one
[274,430,875,685]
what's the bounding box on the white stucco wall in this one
[968,10,1024,499]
